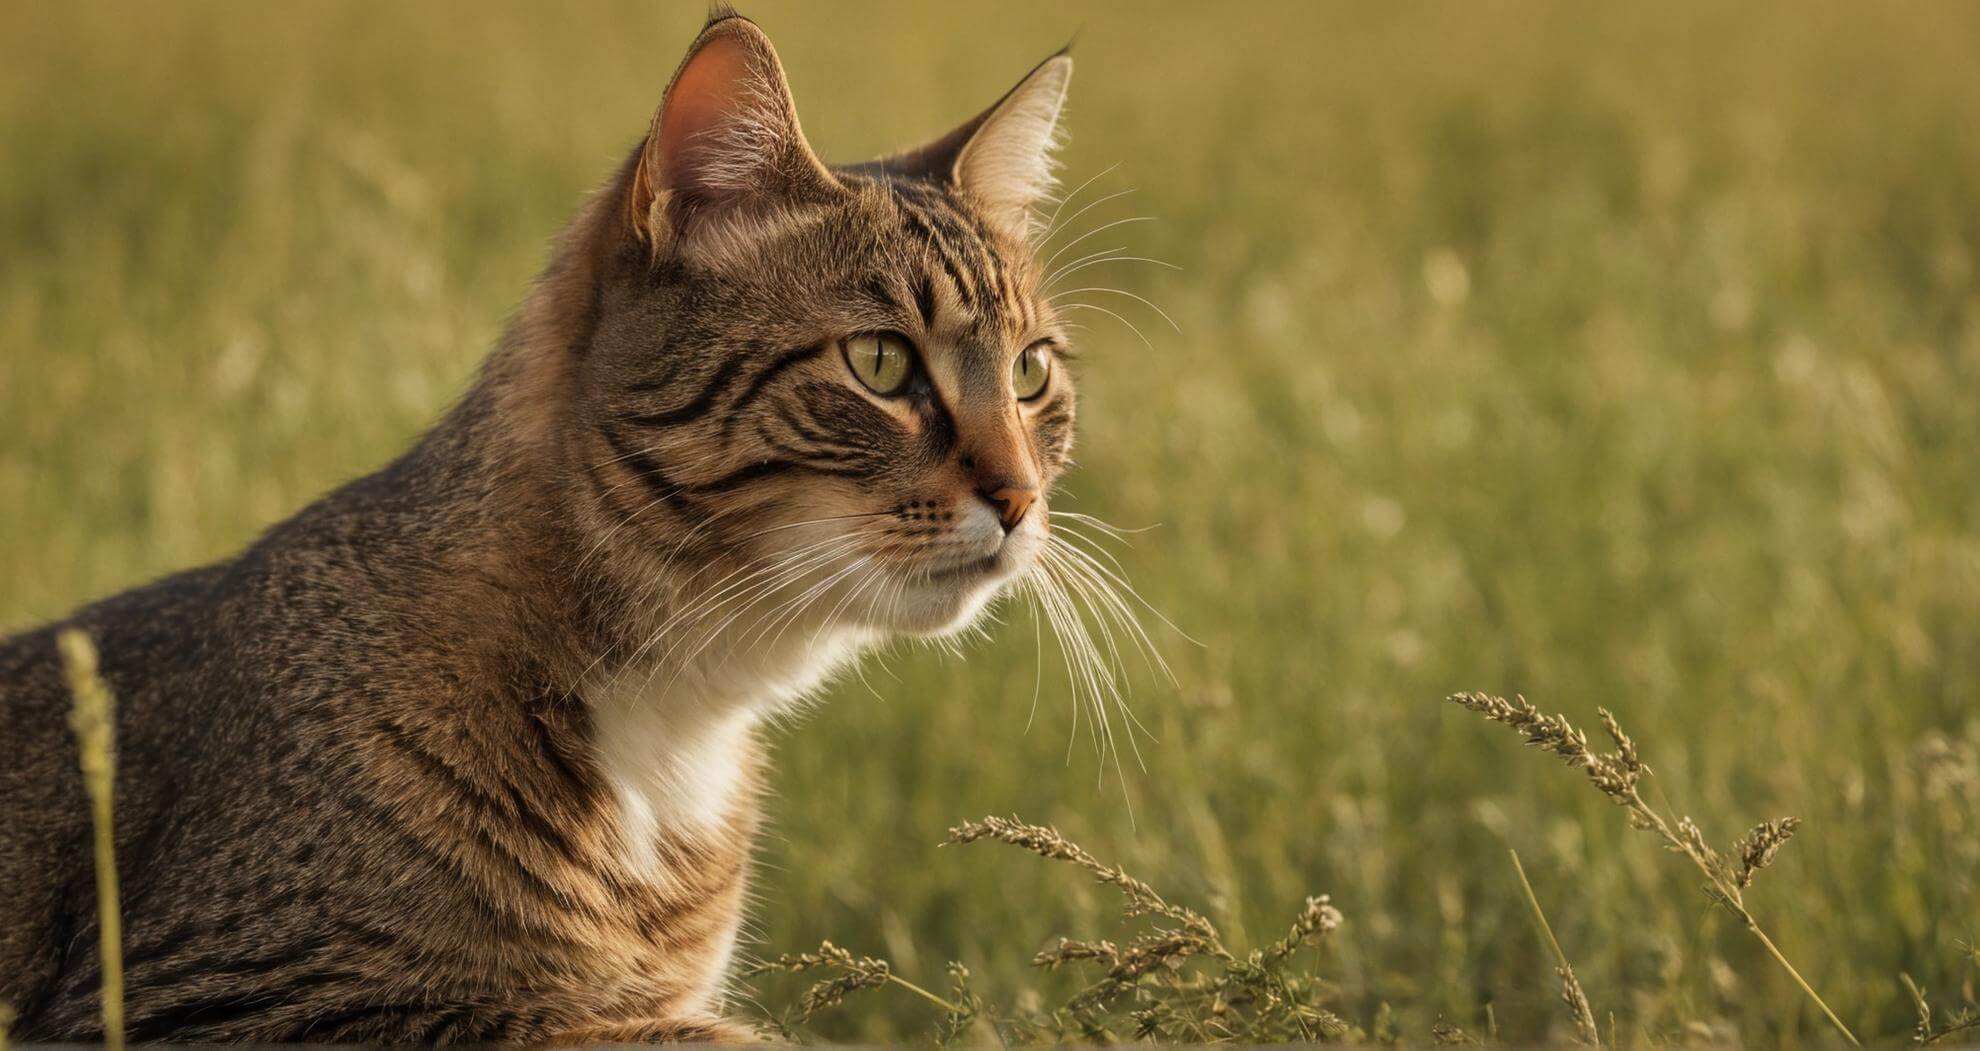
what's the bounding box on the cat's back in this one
[0,519,466,1039]
[0,559,239,820]
[0,561,239,1016]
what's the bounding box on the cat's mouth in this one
[869,529,1041,637]
[925,553,1004,582]
[918,530,1040,587]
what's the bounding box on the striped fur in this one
[0,10,1078,1044]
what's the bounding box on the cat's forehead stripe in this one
[887,185,1030,356]
[889,190,973,305]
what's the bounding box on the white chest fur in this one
[585,627,870,871]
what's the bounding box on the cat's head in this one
[552,13,1077,643]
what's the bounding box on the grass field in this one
[5,2,1979,1044]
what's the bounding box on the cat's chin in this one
[866,562,1020,639]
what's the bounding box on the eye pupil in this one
[1012,343,1052,399]
[845,332,914,396]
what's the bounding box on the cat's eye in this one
[844,332,916,396]
[1012,342,1053,400]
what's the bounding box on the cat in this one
[0,10,1078,1042]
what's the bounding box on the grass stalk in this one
[745,939,962,1024]
[1452,693,1860,1047]
[58,629,124,1051]
[1508,848,1600,1047]
[1741,923,1857,1046]
[880,974,963,1016]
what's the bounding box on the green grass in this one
[5,2,1979,1044]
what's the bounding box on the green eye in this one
[844,332,915,396]
[1012,342,1053,400]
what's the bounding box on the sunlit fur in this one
[0,11,1136,1044]
[561,23,1081,717]
[576,173,1073,656]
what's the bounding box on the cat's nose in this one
[977,483,1037,533]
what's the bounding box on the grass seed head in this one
[1432,1018,1477,1045]
[744,940,892,1020]
[1456,692,1856,1046]
[1034,937,1121,970]
[945,814,1349,1043]
[1559,966,1601,1047]
[1734,818,1801,889]
[1266,895,1345,962]
[1449,693,1644,802]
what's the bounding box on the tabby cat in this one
[0,11,1079,1042]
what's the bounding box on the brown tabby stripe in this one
[319,776,589,926]
[621,357,749,427]
[912,271,939,328]
[956,205,1010,303]
[915,194,1002,301]
[717,344,825,436]
[892,195,979,308]
[594,428,694,512]
[771,401,846,448]
[694,456,862,493]
[372,719,589,869]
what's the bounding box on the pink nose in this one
[979,484,1037,533]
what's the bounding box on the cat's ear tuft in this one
[952,52,1072,237]
[870,52,1073,239]
[629,15,837,248]
[875,51,1074,239]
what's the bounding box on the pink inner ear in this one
[658,34,756,195]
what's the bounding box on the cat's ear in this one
[880,51,1073,238]
[628,14,838,248]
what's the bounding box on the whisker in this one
[1038,547,1142,818]
[1056,301,1153,351]
[1048,536,1174,691]
[1051,526,1201,651]
[1037,164,1123,244]
[1046,254,1181,291]
[1032,551,1121,759]
[731,511,894,544]
[1041,215,1157,273]
[674,535,865,648]
[625,532,868,691]
[1048,286,1183,335]
[646,544,862,697]
[1048,520,1134,577]
[1044,244,1128,286]
[1029,570,1093,766]
[1024,594,1044,734]
[1042,545,1151,796]
[1040,186,1138,251]
[660,532,860,641]
[1051,509,1161,538]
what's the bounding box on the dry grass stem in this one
[57,629,124,1051]
[745,940,960,1021]
[947,816,1220,947]
[1451,692,1860,1047]
[1902,972,1980,1046]
[1508,848,1601,1047]
[944,815,1350,1043]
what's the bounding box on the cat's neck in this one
[582,622,870,870]
[400,343,874,866]
[344,188,893,863]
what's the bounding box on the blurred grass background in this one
[4,1,1978,1044]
